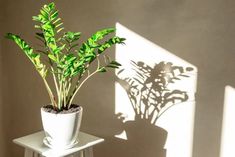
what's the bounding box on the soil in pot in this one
[42,104,81,114]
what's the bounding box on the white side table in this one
[13,131,104,157]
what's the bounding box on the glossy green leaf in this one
[5,33,47,78]
[48,54,57,62]
[98,37,126,54]
[98,67,107,73]
[110,60,122,66]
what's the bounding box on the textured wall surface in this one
[2,0,235,157]
[0,0,6,156]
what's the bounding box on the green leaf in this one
[5,33,47,78]
[98,67,107,73]
[33,1,64,58]
[53,18,61,24]
[34,25,41,29]
[36,32,44,39]
[78,28,116,59]
[47,2,55,10]
[106,65,119,69]
[48,54,57,62]
[51,10,58,20]
[70,43,78,50]
[110,60,122,66]
[67,31,74,39]
[65,54,77,62]
[32,16,40,22]
[91,28,115,41]
[40,9,48,20]
[55,22,63,28]
[98,36,126,54]
[64,31,81,43]
[57,27,64,33]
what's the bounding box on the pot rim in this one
[41,105,83,115]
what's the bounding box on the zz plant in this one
[6,2,125,111]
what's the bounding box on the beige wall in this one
[2,0,235,157]
[0,0,6,156]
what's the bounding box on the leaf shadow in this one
[113,60,193,157]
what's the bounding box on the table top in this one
[13,131,104,156]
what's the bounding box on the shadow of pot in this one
[123,118,167,157]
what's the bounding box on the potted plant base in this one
[41,105,82,149]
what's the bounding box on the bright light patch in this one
[220,86,235,157]
[156,101,195,157]
[115,22,197,157]
[114,130,128,140]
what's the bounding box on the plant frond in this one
[6,33,47,78]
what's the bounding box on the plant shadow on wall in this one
[113,61,193,157]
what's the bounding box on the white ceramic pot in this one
[41,106,83,149]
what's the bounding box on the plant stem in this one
[66,78,72,97]
[51,67,59,103]
[58,79,63,109]
[68,69,99,107]
[63,80,67,108]
[67,56,101,107]
[43,78,56,107]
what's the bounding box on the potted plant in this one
[6,2,125,149]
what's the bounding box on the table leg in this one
[24,148,34,157]
[84,147,93,157]
[70,147,93,157]
[33,152,41,157]
[24,149,43,157]
[70,150,83,157]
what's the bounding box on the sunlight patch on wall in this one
[220,86,235,157]
[115,22,197,157]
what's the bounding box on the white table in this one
[13,131,104,157]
